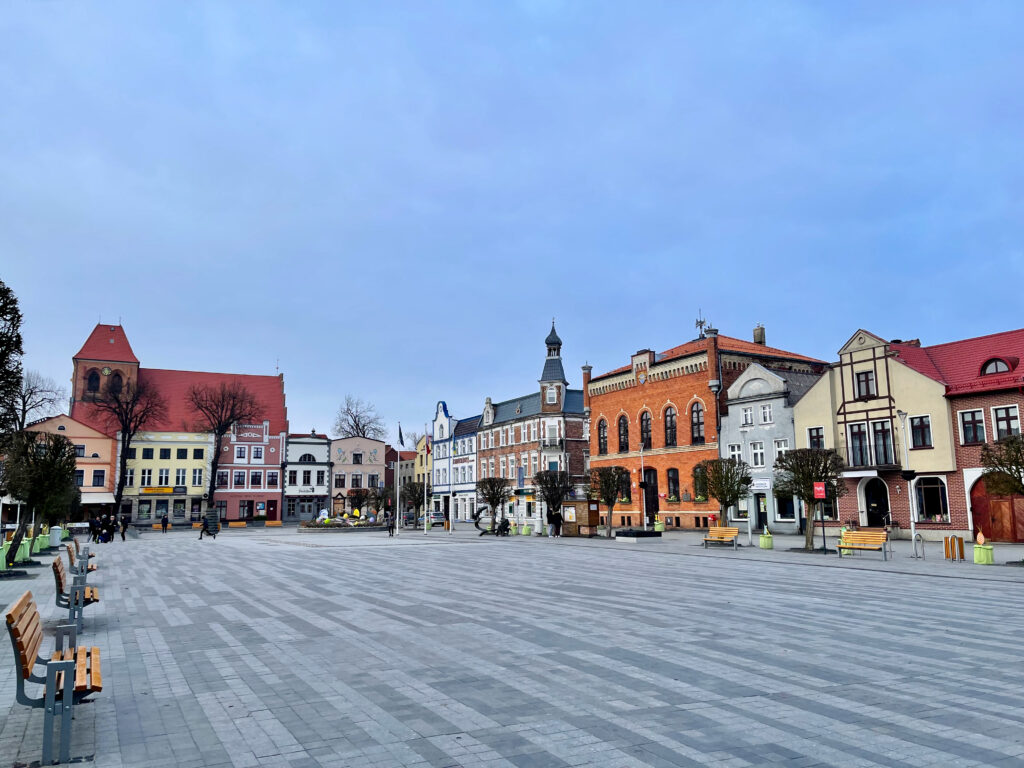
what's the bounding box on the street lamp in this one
[896,410,920,557]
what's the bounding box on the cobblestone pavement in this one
[2,527,1024,767]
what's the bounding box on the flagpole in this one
[424,422,429,536]
[395,422,401,537]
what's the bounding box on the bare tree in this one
[188,381,264,509]
[404,430,423,450]
[534,470,573,529]
[697,457,754,525]
[333,395,386,440]
[11,369,66,431]
[401,481,429,528]
[981,436,1024,498]
[92,378,168,518]
[592,466,630,538]
[774,448,849,550]
[475,477,512,532]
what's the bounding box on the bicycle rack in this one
[911,532,926,559]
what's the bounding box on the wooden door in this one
[991,500,1013,542]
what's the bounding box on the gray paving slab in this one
[1,527,1023,767]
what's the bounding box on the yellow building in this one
[415,434,432,486]
[122,431,214,524]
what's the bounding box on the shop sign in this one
[173,485,187,494]
[142,486,173,495]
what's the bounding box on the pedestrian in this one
[119,515,128,542]
[553,510,563,537]
[89,516,99,543]
[386,511,395,537]
[199,517,215,540]
[161,513,169,534]
[546,509,554,538]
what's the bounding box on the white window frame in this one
[741,407,754,426]
[546,386,557,404]
[236,445,247,461]
[773,438,789,458]
[125,468,135,487]
[991,405,1021,440]
[728,444,742,461]
[913,475,950,523]
[251,446,264,463]
[957,408,986,445]
[175,468,186,486]
[760,403,773,424]
[158,468,169,486]
[192,468,203,487]
[140,469,152,487]
[750,441,765,468]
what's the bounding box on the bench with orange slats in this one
[702,526,740,549]
[66,543,96,575]
[52,557,99,631]
[837,530,892,561]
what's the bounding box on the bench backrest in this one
[73,538,81,555]
[840,531,888,544]
[66,543,77,566]
[5,591,42,681]
[708,527,739,536]
[52,557,68,593]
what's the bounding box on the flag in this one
[398,423,405,447]
[426,435,432,455]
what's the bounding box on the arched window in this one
[664,407,677,447]
[619,471,631,501]
[915,477,950,523]
[666,468,680,500]
[640,411,652,450]
[981,358,1010,375]
[692,464,708,500]
[597,420,608,455]
[86,371,100,393]
[109,372,123,395]
[298,453,316,463]
[691,402,705,444]
[617,415,629,453]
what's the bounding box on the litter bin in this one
[50,526,63,547]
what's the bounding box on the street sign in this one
[813,482,826,500]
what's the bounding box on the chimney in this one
[582,364,592,412]
[753,324,766,345]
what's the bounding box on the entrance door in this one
[971,476,1024,542]
[267,500,277,521]
[643,468,659,524]
[864,478,889,527]
[754,493,768,531]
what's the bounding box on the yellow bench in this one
[703,526,739,549]
[228,521,247,528]
[192,522,203,529]
[837,530,891,560]
[265,520,282,527]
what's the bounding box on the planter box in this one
[615,529,662,543]
[298,525,386,534]
[974,544,994,565]
[520,525,532,536]
[653,521,666,532]
[759,534,774,550]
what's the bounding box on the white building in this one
[450,416,479,521]
[284,431,331,522]
[430,401,455,518]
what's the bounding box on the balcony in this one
[541,438,564,450]
[843,441,901,471]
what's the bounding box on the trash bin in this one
[50,526,63,547]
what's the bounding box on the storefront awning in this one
[81,493,116,505]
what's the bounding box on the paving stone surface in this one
[2,527,1024,767]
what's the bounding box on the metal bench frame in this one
[703,527,739,550]
[52,559,95,632]
[837,534,892,561]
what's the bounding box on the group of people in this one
[546,509,564,537]
[89,514,129,543]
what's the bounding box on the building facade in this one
[124,430,212,523]
[284,431,331,521]
[330,437,386,515]
[720,364,821,535]
[450,417,479,522]
[587,326,824,529]
[30,415,118,516]
[430,402,456,518]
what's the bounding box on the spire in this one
[540,321,567,384]
[545,320,562,347]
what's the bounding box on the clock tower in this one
[70,324,140,412]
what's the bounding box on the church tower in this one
[70,324,140,414]
[539,321,567,413]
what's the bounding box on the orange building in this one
[585,326,824,529]
[29,414,118,515]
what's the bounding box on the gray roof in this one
[453,416,481,437]
[540,356,567,383]
[777,370,824,405]
[488,389,585,424]
[545,323,562,346]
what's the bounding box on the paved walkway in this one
[2,527,1024,767]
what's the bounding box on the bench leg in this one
[60,669,74,764]
[42,684,56,765]
[882,545,887,561]
[733,539,737,550]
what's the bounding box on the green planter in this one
[654,521,666,532]
[759,534,774,550]
[16,539,32,563]
[520,525,532,536]
[973,544,994,565]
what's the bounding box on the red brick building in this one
[586,326,824,529]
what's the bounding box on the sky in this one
[2,1,1023,443]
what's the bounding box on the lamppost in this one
[896,410,920,557]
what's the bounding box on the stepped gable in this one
[74,324,138,364]
[892,328,1024,394]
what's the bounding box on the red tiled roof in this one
[892,328,1024,395]
[73,368,288,436]
[399,451,417,460]
[288,433,328,439]
[74,324,139,364]
[592,334,824,381]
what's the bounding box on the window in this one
[691,403,705,444]
[872,420,893,465]
[751,441,765,468]
[546,386,557,404]
[994,406,1020,440]
[175,468,186,485]
[192,469,203,487]
[74,444,85,457]
[160,448,171,460]
[109,373,123,395]
[807,427,825,450]
[597,420,608,455]
[728,444,742,461]
[74,470,84,487]
[215,500,226,519]
[640,411,652,450]
[856,370,876,399]
[334,473,345,488]
[692,465,708,500]
[910,416,932,449]
[741,407,754,426]
[982,358,1010,375]
[773,439,789,458]
[86,371,99,393]
[158,469,169,485]
[142,448,154,460]
[368,473,379,488]
[664,407,677,447]
[618,416,629,453]
[141,469,152,486]
[193,448,204,460]
[761,404,773,423]
[353,453,363,465]
[298,452,314,463]
[352,473,363,489]
[916,477,949,523]
[302,470,311,485]
[176,448,188,460]
[252,446,263,461]
[500,457,506,478]
[125,468,134,487]
[233,470,246,486]
[848,423,868,466]
[316,470,325,485]
[667,469,680,500]
[287,470,297,485]
[619,472,631,501]
[251,471,262,488]
[216,470,228,487]
[127,448,137,460]
[266,471,278,488]
[236,446,247,460]
[775,494,796,520]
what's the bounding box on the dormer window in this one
[546,386,557,404]
[981,358,1011,375]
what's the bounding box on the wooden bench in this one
[5,591,102,764]
[265,520,282,527]
[228,521,247,528]
[72,538,95,559]
[837,530,891,560]
[703,526,740,549]
[52,558,99,631]
[65,544,96,576]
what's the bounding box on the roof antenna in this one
[695,309,707,339]
[275,357,279,374]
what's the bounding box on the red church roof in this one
[892,328,1024,395]
[74,325,139,364]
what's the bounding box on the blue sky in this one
[3,1,1022,441]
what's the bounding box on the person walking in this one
[553,510,563,538]
[386,511,395,537]
[199,517,215,540]
[119,515,128,542]
[161,513,169,534]
[546,509,554,538]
